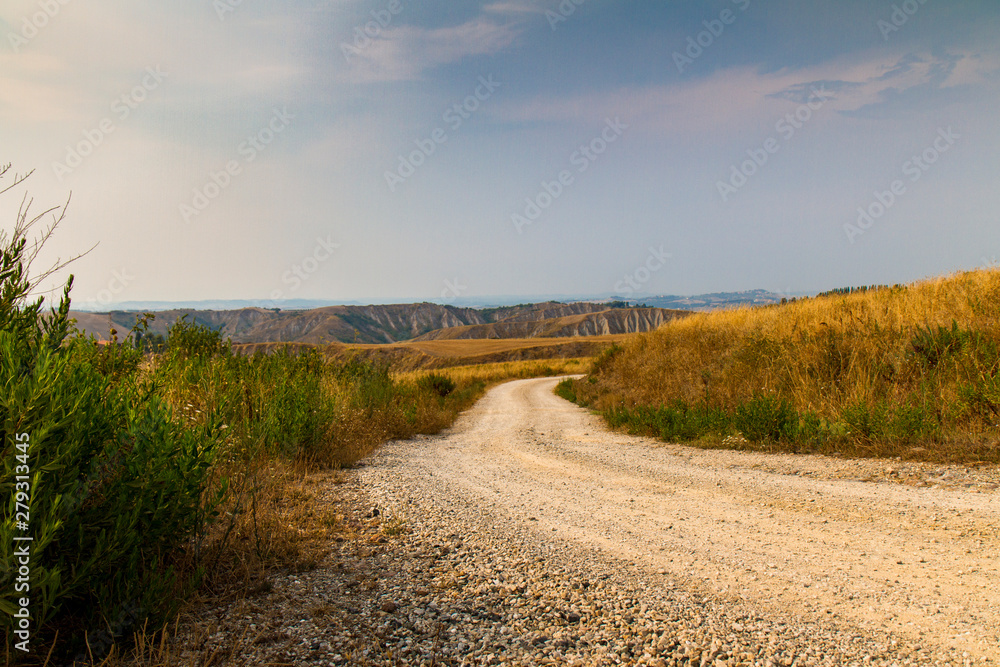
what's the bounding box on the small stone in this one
[381,601,398,613]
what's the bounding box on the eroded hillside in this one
[69,301,686,345]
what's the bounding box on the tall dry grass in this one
[568,269,1000,462]
[394,357,590,385]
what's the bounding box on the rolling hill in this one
[412,307,688,340]
[68,301,689,346]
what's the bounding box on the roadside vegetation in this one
[1,172,579,664]
[559,270,1000,464]
[1,276,488,664]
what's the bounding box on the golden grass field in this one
[318,335,629,371]
[357,334,629,357]
[394,357,592,384]
[233,334,629,369]
[570,269,1000,463]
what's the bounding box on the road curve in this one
[361,377,999,663]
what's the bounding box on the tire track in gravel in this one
[362,377,999,662]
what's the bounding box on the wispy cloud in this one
[486,49,1000,142]
[341,17,521,83]
[767,80,864,104]
[836,51,1000,118]
[482,1,547,15]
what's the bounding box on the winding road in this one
[362,376,999,662]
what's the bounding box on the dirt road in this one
[360,377,999,663]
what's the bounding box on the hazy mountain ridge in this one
[68,302,622,345]
[67,294,773,345]
[633,289,787,310]
[71,290,795,313]
[413,308,689,340]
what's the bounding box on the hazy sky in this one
[2,1,999,308]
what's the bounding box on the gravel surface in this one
[176,377,999,666]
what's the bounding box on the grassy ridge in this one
[561,270,1000,463]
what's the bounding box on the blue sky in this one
[2,0,999,308]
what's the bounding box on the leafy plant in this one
[165,315,230,360]
[419,373,456,397]
[733,394,799,443]
[554,378,577,403]
[0,171,224,659]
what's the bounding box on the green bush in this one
[419,373,456,398]
[554,378,577,403]
[166,315,230,360]
[333,356,394,409]
[0,217,224,658]
[840,399,889,442]
[602,401,732,443]
[590,344,623,375]
[733,394,799,443]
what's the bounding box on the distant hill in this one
[69,308,276,342]
[413,308,689,341]
[70,290,800,314]
[629,289,788,311]
[68,293,784,345]
[68,301,674,345]
[70,298,357,312]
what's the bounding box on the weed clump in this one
[419,373,457,397]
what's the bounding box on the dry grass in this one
[359,335,628,357]
[394,357,591,384]
[325,336,627,372]
[572,269,1000,463]
[19,461,351,667]
[28,350,604,666]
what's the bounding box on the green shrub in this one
[0,229,224,658]
[419,373,456,398]
[602,401,731,443]
[333,356,394,409]
[166,315,230,360]
[590,344,623,375]
[840,400,889,442]
[554,378,577,403]
[733,394,799,443]
[889,400,938,442]
[959,374,1000,421]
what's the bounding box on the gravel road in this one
[185,376,998,666]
